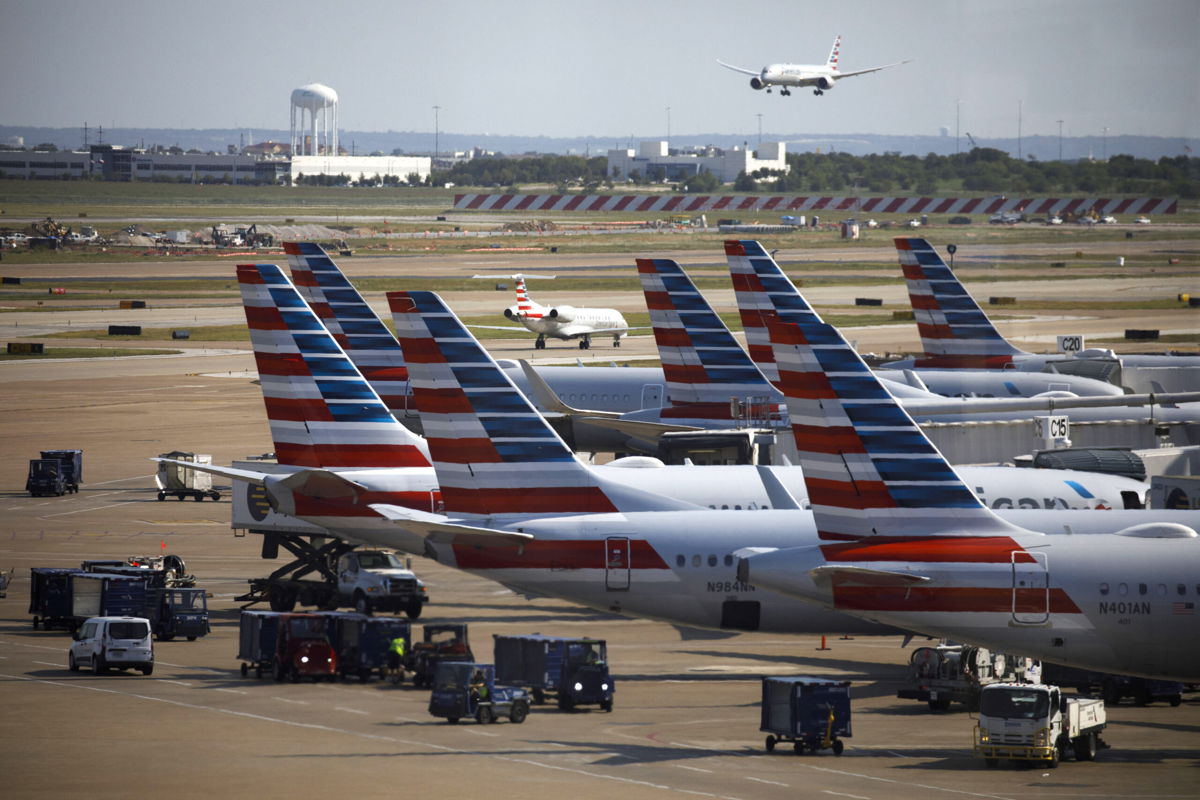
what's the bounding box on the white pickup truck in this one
[256,549,429,618]
[975,683,1107,768]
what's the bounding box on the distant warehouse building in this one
[607,141,788,184]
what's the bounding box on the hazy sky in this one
[3,0,1197,141]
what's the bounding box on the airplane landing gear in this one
[813,89,824,96]
[780,88,791,96]
[535,335,546,350]
[612,336,621,348]
[578,336,591,350]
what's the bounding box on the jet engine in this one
[750,77,766,90]
[816,76,836,91]
[547,305,576,322]
[503,307,517,320]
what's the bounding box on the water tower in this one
[290,83,339,156]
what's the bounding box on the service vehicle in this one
[317,611,410,682]
[145,587,210,641]
[974,683,1107,768]
[898,644,1038,712]
[29,567,84,630]
[251,548,427,618]
[156,452,221,502]
[493,634,613,711]
[68,616,154,675]
[237,610,337,682]
[1041,662,1184,707]
[410,623,473,688]
[25,449,82,496]
[761,676,851,755]
[428,662,531,725]
[81,554,194,588]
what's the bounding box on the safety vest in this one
[389,638,406,656]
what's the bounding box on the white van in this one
[69,616,155,675]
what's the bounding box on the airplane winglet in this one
[517,359,620,419]
[151,458,267,487]
[368,503,534,548]
[809,565,932,588]
[755,465,805,510]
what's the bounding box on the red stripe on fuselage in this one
[832,585,1080,614]
[452,538,666,569]
[820,536,1035,563]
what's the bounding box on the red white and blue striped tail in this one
[514,276,538,317]
[895,237,1028,367]
[283,242,415,422]
[637,257,777,405]
[725,239,816,385]
[387,290,694,518]
[237,263,431,470]
[765,312,1024,542]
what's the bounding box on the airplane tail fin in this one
[725,239,808,384]
[764,300,1023,541]
[636,257,776,405]
[237,263,430,470]
[895,238,1029,366]
[388,290,691,516]
[826,35,842,71]
[514,276,538,317]
[283,242,414,420]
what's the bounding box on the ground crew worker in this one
[387,635,406,681]
[469,668,489,706]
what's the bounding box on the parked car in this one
[69,616,154,675]
[1100,215,1118,224]
[948,216,972,225]
[1135,216,1151,224]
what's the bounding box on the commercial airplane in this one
[889,237,1200,383]
[734,295,1200,680]
[726,241,1123,399]
[718,35,908,96]
[162,267,1197,635]
[472,274,631,349]
[278,255,1153,512]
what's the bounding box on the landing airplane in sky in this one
[888,237,1200,384]
[471,274,631,349]
[735,295,1200,680]
[718,35,908,96]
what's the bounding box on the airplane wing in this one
[578,415,704,438]
[717,59,761,77]
[835,59,911,79]
[467,324,532,332]
[518,359,621,419]
[368,503,533,548]
[152,458,268,487]
[908,390,1200,417]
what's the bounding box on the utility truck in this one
[898,644,1038,712]
[251,548,428,618]
[974,683,1107,768]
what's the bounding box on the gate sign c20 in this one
[1057,335,1085,353]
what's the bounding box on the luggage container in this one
[237,610,336,682]
[760,676,852,755]
[156,452,220,502]
[41,449,82,493]
[317,611,411,682]
[70,573,148,626]
[238,610,284,678]
[29,567,85,630]
[493,634,613,710]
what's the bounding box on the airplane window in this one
[734,505,742,510]
[624,394,630,402]
[1117,583,1128,596]
[1157,584,1166,596]
[708,555,717,567]
[1179,584,1187,596]
[724,555,733,567]
[676,555,685,567]
[721,505,729,509]
[692,555,701,568]
[1138,583,1148,595]
[1098,583,1109,595]
[708,505,716,509]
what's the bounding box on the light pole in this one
[433,105,441,163]
[1102,126,1108,161]
[1057,119,1064,161]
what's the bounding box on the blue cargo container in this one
[70,573,148,624]
[316,611,411,682]
[760,676,852,755]
[237,610,284,677]
[29,568,85,630]
[493,634,613,711]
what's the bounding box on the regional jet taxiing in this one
[472,274,631,350]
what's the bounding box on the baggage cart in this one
[493,634,613,710]
[761,676,851,755]
[318,612,411,682]
[29,567,84,630]
[156,452,220,501]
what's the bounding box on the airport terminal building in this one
[0,145,431,185]
[607,140,788,184]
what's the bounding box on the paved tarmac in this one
[1,236,1198,798]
